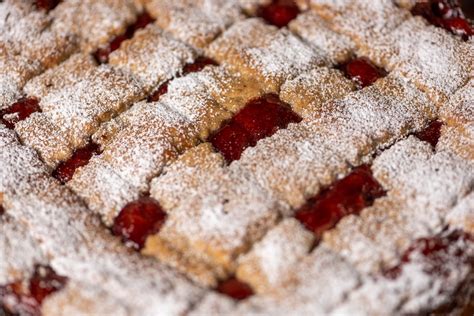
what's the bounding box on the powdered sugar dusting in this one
[109,25,197,92]
[15,113,74,169]
[0,216,46,284]
[309,0,409,47]
[150,143,225,211]
[157,168,280,271]
[0,54,34,110]
[51,0,138,52]
[236,218,315,293]
[238,0,271,14]
[247,29,327,85]
[280,67,355,117]
[325,137,474,277]
[446,192,474,234]
[17,64,143,168]
[23,53,97,100]
[0,77,22,111]
[207,18,327,91]
[0,6,77,118]
[2,0,474,313]
[0,1,34,31]
[332,231,474,314]
[67,155,141,226]
[146,0,243,49]
[438,123,474,162]
[69,100,200,224]
[440,79,473,125]
[361,17,473,105]
[213,245,361,315]
[1,128,205,315]
[289,11,355,64]
[160,67,232,139]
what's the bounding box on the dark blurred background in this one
[461,0,474,20]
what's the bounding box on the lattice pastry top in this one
[1,0,473,315]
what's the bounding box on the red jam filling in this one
[339,57,386,88]
[148,82,170,102]
[28,266,68,304]
[210,94,301,163]
[413,120,443,148]
[411,0,473,40]
[257,0,300,28]
[210,121,254,162]
[234,94,301,143]
[0,98,40,129]
[443,16,473,38]
[295,165,386,238]
[216,277,254,300]
[113,197,167,249]
[94,12,155,64]
[35,0,60,11]
[52,142,101,184]
[182,57,218,75]
[0,265,67,316]
[384,230,473,279]
[130,12,155,33]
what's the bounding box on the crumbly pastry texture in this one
[1,0,473,315]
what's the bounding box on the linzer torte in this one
[1,0,473,315]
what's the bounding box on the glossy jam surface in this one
[210,94,301,162]
[411,0,473,40]
[414,120,443,148]
[148,82,169,102]
[0,265,67,316]
[94,12,155,63]
[35,0,60,11]
[182,57,218,75]
[0,98,41,129]
[257,0,300,28]
[295,165,386,238]
[234,95,301,143]
[339,57,386,88]
[384,230,473,279]
[210,121,254,162]
[216,278,254,300]
[52,142,101,184]
[113,197,167,249]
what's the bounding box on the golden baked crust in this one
[1,0,473,314]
